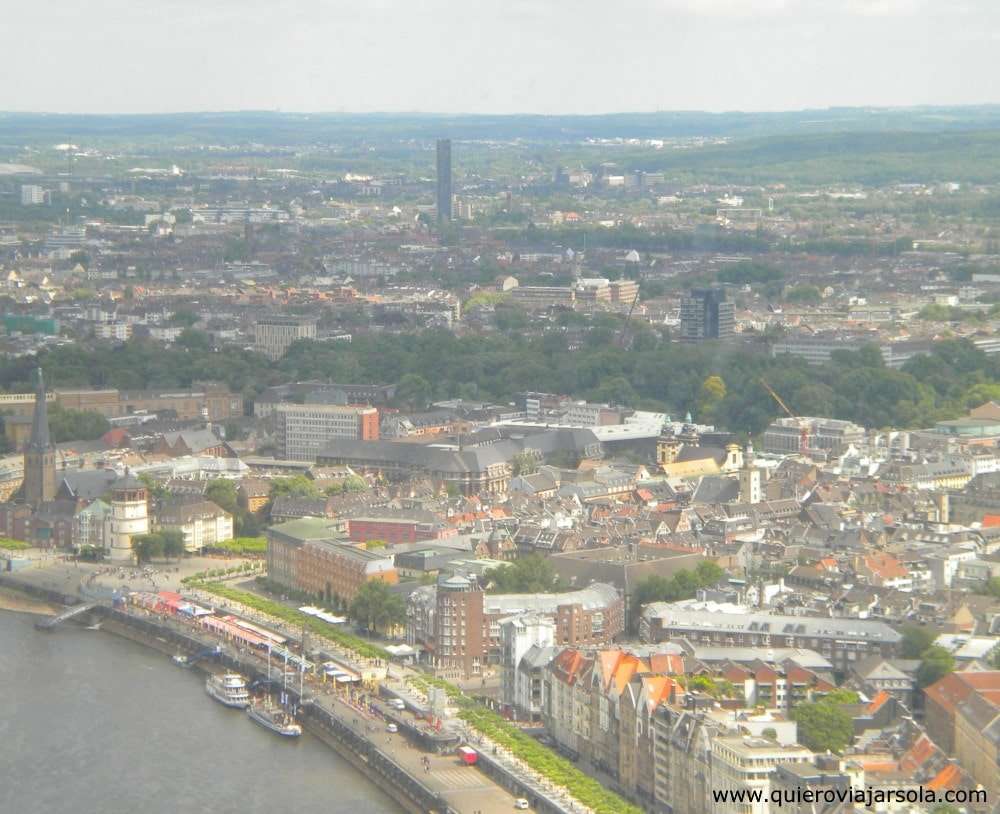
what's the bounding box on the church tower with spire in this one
[24,367,57,504]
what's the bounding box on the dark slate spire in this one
[28,367,52,451]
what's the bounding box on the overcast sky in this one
[6,0,998,115]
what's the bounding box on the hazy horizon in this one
[5,0,999,116]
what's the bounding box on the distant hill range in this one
[3,106,1000,144]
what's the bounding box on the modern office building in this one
[273,403,380,461]
[436,138,452,223]
[679,288,734,341]
[253,315,317,360]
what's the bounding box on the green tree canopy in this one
[269,475,320,499]
[900,625,936,659]
[916,645,955,688]
[791,694,857,754]
[484,554,568,594]
[47,405,109,442]
[348,580,405,634]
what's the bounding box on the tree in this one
[349,580,405,634]
[341,475,367,493]
[697,375,727,421]
[176,328,211,352]
[511,451,540,477]
[917,646,955,688]
[131,533,163,564]
[169,308,200,327]
[900,625,936,659]
[269,475,319,499]
[394,374,432,410]
[980,576,1000,599]
[138,473,168,501]
[161,529,186,560]
[47,405,110,443]
[484,554,567,593]
[205,479,239,515]
[784,285,823,305]
[633,562,725,612]
[791,696,856,753]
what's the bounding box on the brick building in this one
[407,577,623,679]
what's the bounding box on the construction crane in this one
[616,290,642,348]
[760,378,810,455]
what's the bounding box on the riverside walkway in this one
[113,603,531,814]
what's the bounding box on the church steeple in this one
[24,367,57,504]
[28,367,52,452]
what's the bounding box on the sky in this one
[6,0,1000,115]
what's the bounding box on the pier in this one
[34,602,98,630]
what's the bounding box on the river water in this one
[0,610,403,814]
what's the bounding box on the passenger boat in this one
[205,673,250,708]
[247,702,302,737]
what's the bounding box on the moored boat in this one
[247,702,302,737]
[206,673,250,708]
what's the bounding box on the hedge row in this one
[215,537,267,554]
[186,580,390,661]
[0,537,30,551]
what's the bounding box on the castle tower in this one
[109,470,149,561]
[23,367,57,504]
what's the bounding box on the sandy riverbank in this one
[0,584,60,616]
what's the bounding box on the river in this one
[0,610,404,814]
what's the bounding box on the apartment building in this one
[508,285,576,310]
[407,577,623,679]
[254,315,317,360]
[274,403,379,461]
[500,615,556,719]
[156,499,234,552]
[711,736,813,814]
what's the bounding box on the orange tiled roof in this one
[926,764,962,791]
[648,653,685,675]
[899,733,937,773]
[863,552,908,580]
[860,761,898,773]
[925,671,1000,715]
[867,690,892,715]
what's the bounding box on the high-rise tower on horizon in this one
[24,367,57,504]
[679,287,734,342]
[436,138,452,224]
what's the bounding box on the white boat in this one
[206,673,250,708]
[247,702,302,737]
[172,654,189,666]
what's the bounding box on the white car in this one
[514,800,529,810]
[386,723,398,733]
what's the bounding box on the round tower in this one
[109,471,149,561]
